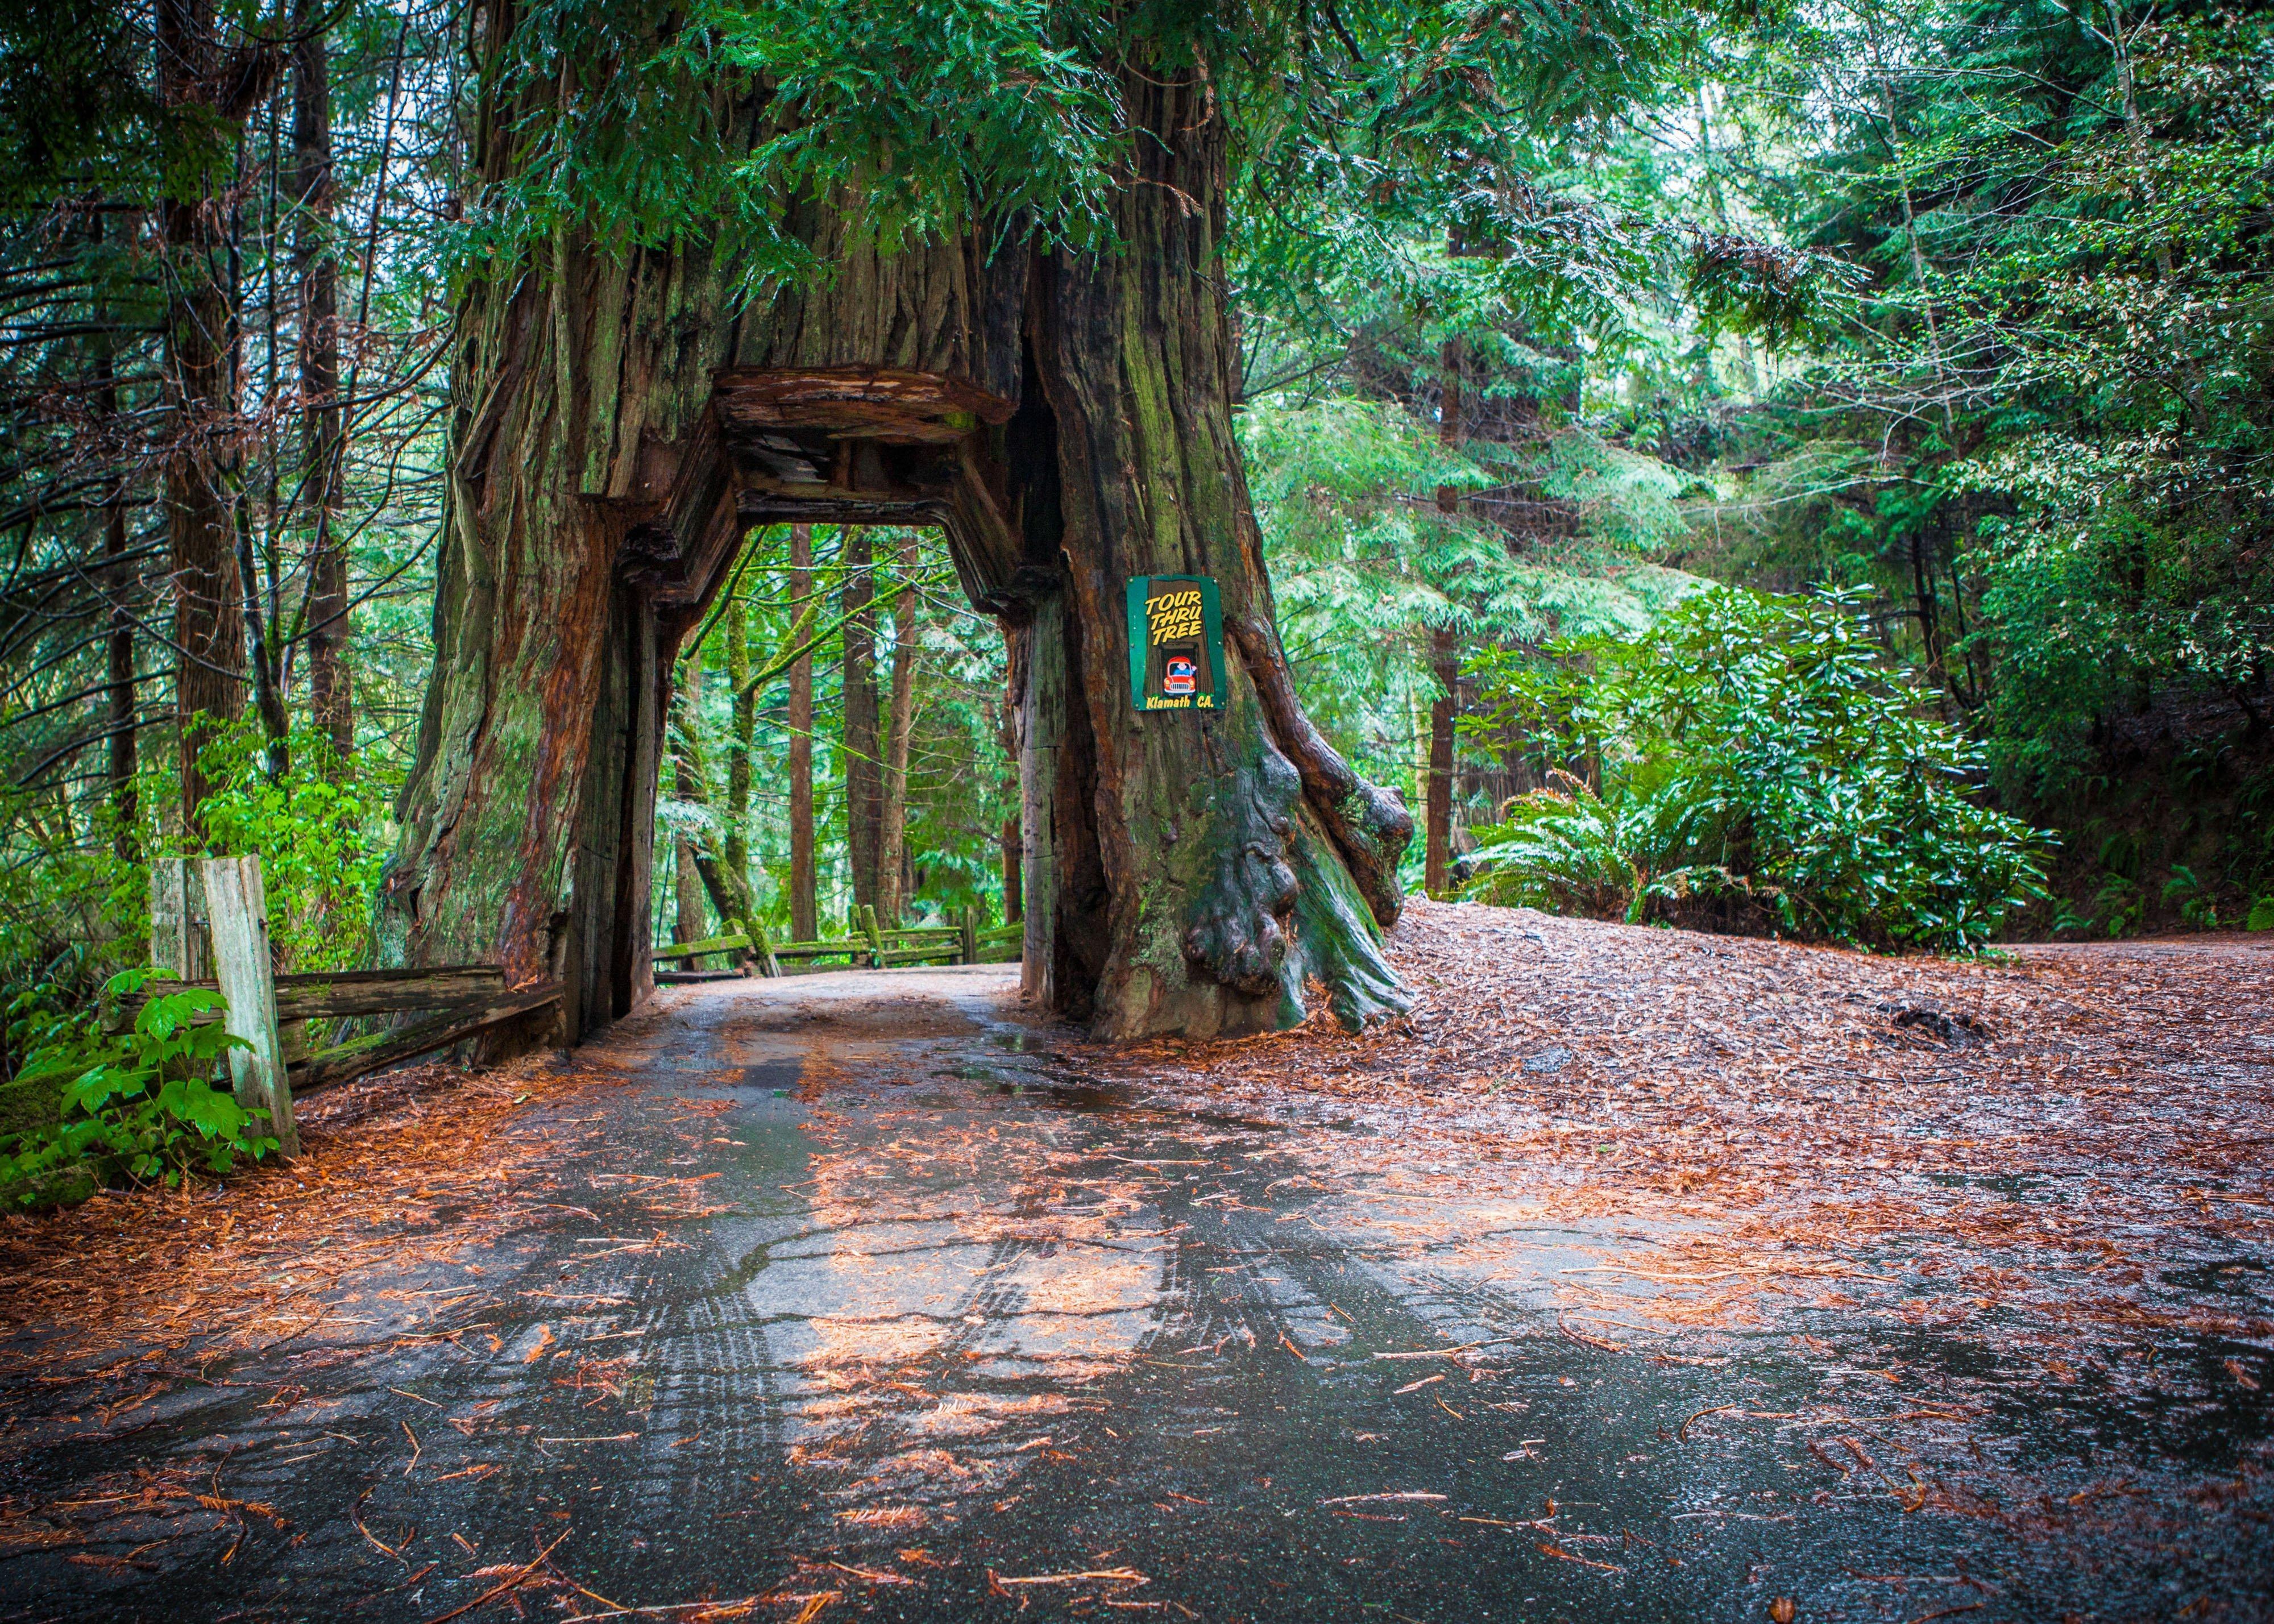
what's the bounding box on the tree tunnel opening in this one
[553,364,1106,1037]
[649,520,1001,966]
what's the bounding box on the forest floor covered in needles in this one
[1130,900,2274,1356]
[0,911,2265,1621]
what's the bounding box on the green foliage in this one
[1462,588,2049,950]
[478,0,1122,285]
[0,971,273,1208]
[192,721,388,971]
[1238,393,1708,803]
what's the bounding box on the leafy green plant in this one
[1462,588,2049,951]
[2092,874,2146,940]
[193,720,386,971]
[2161,866,2221,931]
[0,971,273,1208]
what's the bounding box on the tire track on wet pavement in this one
[4,967,2268,1621]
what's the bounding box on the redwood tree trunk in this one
[672,650,707,942]
[1024,61,1412,1037]
[385,28,1409,1041]
[787,522,818,941]
[294,0,351,765]
[724,594,753,899]
[875,529,919,923]
[157,0,255,826]
[1425,627,1458,898]
[841,528,880,915]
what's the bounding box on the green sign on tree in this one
[1126,575,1225,712]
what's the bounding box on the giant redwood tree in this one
[384,0,1713,1040]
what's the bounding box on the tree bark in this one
[1026,60,1412,1037]
[1002,813,1022,923]
[876,529,919,923]
[157,0,269,826]
[1425,626,1458,898]
[672,648,707,942]
[841,526,880,913]
[1424,321,1464,899]
[724,591,754,904]
[383,27,1409,1041]
[293,0,350,765]
[787,522,818,941]
[93,219,138,861]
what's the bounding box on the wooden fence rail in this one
[653,904,1022,980]
[133,859,563,1144]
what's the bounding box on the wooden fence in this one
[654,904,1022,979]
[115,858,563,1155]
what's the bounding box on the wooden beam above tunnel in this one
[712,365,1015,445]
[619,366,1032,627]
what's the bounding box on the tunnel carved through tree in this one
[379,57,1411,1045]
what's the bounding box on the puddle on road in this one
[7,989,2270,1621]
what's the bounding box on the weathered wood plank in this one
[201,857,298,1157]
[713,367,1014,441]
[108,966,509,1030]
[877,945,964,967]
[150,858,209,982]
[652,931,750,963]
[293,982,563,1096]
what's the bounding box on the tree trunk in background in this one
[101,390,138,859]
[92,215,138,861]
[875,530,919,923]
[724,593,754,905]
[1425,628,1458,898]
[672,650,708,943]
[293,0,350,765]
[841,528,880,913]
[1029,59,1412,1037]
[787,522,818,941]
[157,0,265,827]
[1002,813,1022,923]
[1424,327,1463,898]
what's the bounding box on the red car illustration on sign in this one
[1163,654,1198,696]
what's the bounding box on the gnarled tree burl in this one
[382,54,1412,1042]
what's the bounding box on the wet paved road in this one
[7,968,2271,1621]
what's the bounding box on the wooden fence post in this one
[200,856,300,1158]
[149,858,210,982]
[959,904,979,966]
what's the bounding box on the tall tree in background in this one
[292,0,349,765]
[841,527,879,919]
[671,649,708,944]
[876,529,919,923]
[156,1,275,823]
[787,522,818,941]
[93,215,137,861]
[1424,326,1463,898]
[724,591,754,912]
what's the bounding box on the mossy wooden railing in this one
[653,904,1022,978]
[118,859,565,1144]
